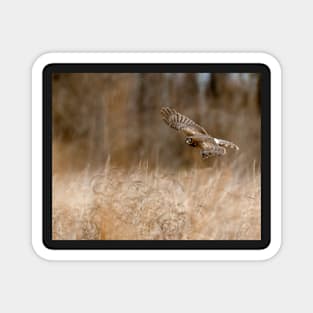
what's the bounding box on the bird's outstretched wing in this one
[160,107,209,137]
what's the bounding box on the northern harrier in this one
[160,107,239,159]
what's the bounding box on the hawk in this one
[160,107,239,159]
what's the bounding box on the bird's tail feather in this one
[215,138,239,150]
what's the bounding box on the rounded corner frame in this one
[32,52,281,261]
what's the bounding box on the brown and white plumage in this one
[160,107,239,159]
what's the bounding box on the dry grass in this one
[52,159,260,240]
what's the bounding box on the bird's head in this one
[185,137,193,145]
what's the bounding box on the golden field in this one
[53,159,260,240]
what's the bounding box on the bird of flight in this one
[160,107,239,159]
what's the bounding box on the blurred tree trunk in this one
[136,73,164,165]
[104,75,135,167]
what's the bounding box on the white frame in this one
[32,52,281,261]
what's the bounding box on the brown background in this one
[52,73,261,173]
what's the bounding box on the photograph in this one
[52,72,261,240]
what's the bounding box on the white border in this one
[32,52,281,261]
